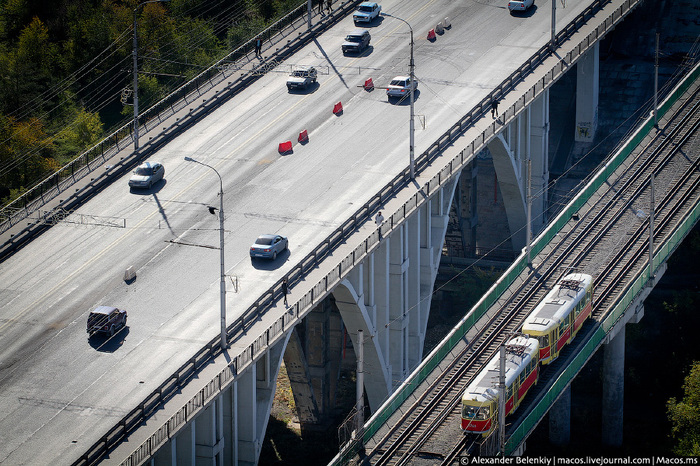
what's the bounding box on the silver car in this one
[508,0,534,12]
[249,234,288,260]
[129,162,165,189]
[386,76,417,99]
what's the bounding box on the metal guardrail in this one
[505,59,700,454]
[73,0,654,464]
[0,0,358,238]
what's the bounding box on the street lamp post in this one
[184,156,227,351]
[133,0,170,151]
[382,12,416,179]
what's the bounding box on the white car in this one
[508,0,534,12]
[353,2,381,23]
[386,76,417,99]
[129,162,164,189]
[286,66,317,90]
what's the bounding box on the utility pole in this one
[550,0,557,51]
[526,158,532,265]
[355,329,365,441]
[649,174,655,280]
[653,32,659,127]
[498,345,506,455]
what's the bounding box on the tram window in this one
[463,406,478,419]
[538,334,549,347]
[478,407,490,420]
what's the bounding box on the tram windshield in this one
[462,405,490,420]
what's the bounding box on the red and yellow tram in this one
[521,273,593,365]
[460,335,539,435]
[460,273,594,436]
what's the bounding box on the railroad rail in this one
[361,71,700,465]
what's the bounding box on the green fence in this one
[332,45,700,466]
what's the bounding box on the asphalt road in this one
[0,0,595,463]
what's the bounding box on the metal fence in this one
[0,0,359,237]
[70,0,661,464]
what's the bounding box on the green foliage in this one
[450,265,502,306]
[0,0,305,207]
[54,107,103,163]
[668,362,700,455]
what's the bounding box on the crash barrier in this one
[0,0,364,258]
[298,129,309,143]
[333,101,344,115]
[76,0,668,464]
[427,28,436,41]
[364,78,374,91]
[278,141,293,153]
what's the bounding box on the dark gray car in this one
[342,29,371,54]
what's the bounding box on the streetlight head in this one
[184,156,195,162]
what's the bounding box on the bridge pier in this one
[548,385,571,446]
[283,298,344,430]
[333,178,455,411]
[486,90,550,252]
[575,43,600,142]
[602,324,625,448]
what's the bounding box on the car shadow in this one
[510,5,538,17]
[344,45,374,58]
[129,178,167,195]
[250,248,291,270]
[387,89,421,105]
[88,326,130,353]
[354,16,384,27]
[287,81,320,94]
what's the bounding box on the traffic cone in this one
[298,129,309,143]
[427,29,436,41]
[278,140,292,153]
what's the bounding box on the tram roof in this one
[462,335,539,404]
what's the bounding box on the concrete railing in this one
[73,0,657,464]
[0,0,361,256]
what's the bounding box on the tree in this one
[667,361,700,455]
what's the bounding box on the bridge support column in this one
[283,299,344,430]
[237,363,257,465]
[488,134,527,251]
[529,91,550,233]
[194,395,224,464]
[575,42,600,142]
[602,326,625,448]
[389,225,409,385]
[549,384,571,446]
[335,268,391,412]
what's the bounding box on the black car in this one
[342,29,371,54]
[87,306,127,337]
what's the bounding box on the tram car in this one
[461,335,539,435]
[521,273,593,365]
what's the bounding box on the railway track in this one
[362,82,700,464]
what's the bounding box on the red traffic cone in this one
[278,140,292,153]
[333,101,343,115]
[298,129,309,143]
